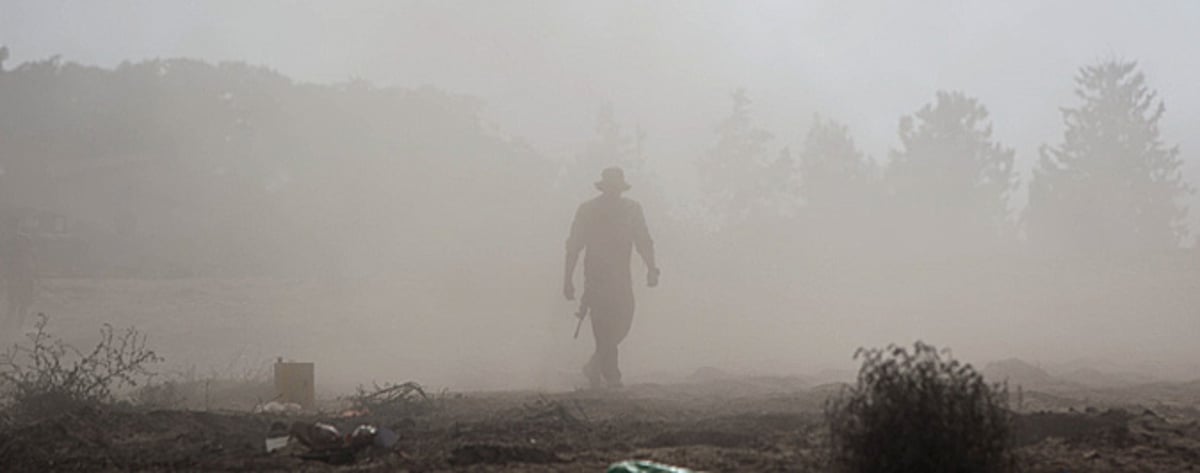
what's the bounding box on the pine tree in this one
[886,91,1017,247]
[1028,61,1191,256]
[566,103,644,198]
[798,116,876,214]
[697,89,795,226]
[797,116,879,257]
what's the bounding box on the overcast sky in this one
[4,0,1199,224]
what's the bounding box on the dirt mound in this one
[983,358,1059,388]
[1018,409,1200,472]
[1014,409,1134,446]
[0,406,293,472]
[447,443,567,466]
[644,429,758,449]
[1,386,1198,472]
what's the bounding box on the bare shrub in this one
[0,314,163,420]
[825,341,1015,473]
[346,381,436,419]
[151,360,273,411]
[131,378,188,409]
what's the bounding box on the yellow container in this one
[273,360,314,409]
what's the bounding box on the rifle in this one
[573,303,589,339]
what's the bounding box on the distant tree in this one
[0,56,560,277]
[697,89,795,226]
[0,46,8,72]
[565,103,645,198]
[1027,60,1192,256]
[886,91,1017,248]
[797,116,879,257]
[798,116,876,215]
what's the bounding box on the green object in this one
[607,460,694,473]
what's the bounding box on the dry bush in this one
[130,378,188,409]
[138,360,274,412]
[346,381,438,419]
[0,314,163,420]
[825,341,1015,473]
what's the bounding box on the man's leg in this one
[589,295,635,388]
[581,305,604,389]
[585,309,611,389]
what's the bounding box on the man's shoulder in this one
[582,196,642,208]
[579,196,643,217]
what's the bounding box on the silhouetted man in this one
[2,221,36,326]
[564,167,659,389]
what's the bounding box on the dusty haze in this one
[1,1,1198,393]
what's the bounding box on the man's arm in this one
[563,205,586,300]
[632,202,659,287]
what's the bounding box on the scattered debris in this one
[608,460,696,473]
[290,421,342,451]
[348,424,378,448]
[264,421,291,453]
[5,385,1200,471]
[338,408,370,418]
[285,421,397,465]
[374,426,399,448]
[253,400,302,414]
[264,436,289,453]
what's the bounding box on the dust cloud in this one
[0,1,1198,393]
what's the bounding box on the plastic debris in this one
[255,401,303,414]
[265,436,289,453]
[607,460,695,473]
[374,427,399,448]
[290,421,342,451]
[265,421,291,453]
[348,424,378,448]
[287,421,398,464]
[338,408,370,418]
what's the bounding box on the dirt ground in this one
[3,277,1200,471]
[3,379,1200,472]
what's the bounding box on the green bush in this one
[825,341,1015,473]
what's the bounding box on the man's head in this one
[594,166,631,195]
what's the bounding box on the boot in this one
[582,358,604,389]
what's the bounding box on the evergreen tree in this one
[797,116,879,257]
[697,89,795,226]
[798,116,876,214]
[886,91,1017,247]
[1028,61,1191,255]
[566,103,644,198]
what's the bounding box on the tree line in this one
[0,52,1191,279]
[682,60,1193,275]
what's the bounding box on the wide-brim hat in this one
[595,166,632,192]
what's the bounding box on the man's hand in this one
[647,267,661,288]
[563,280,576,301]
